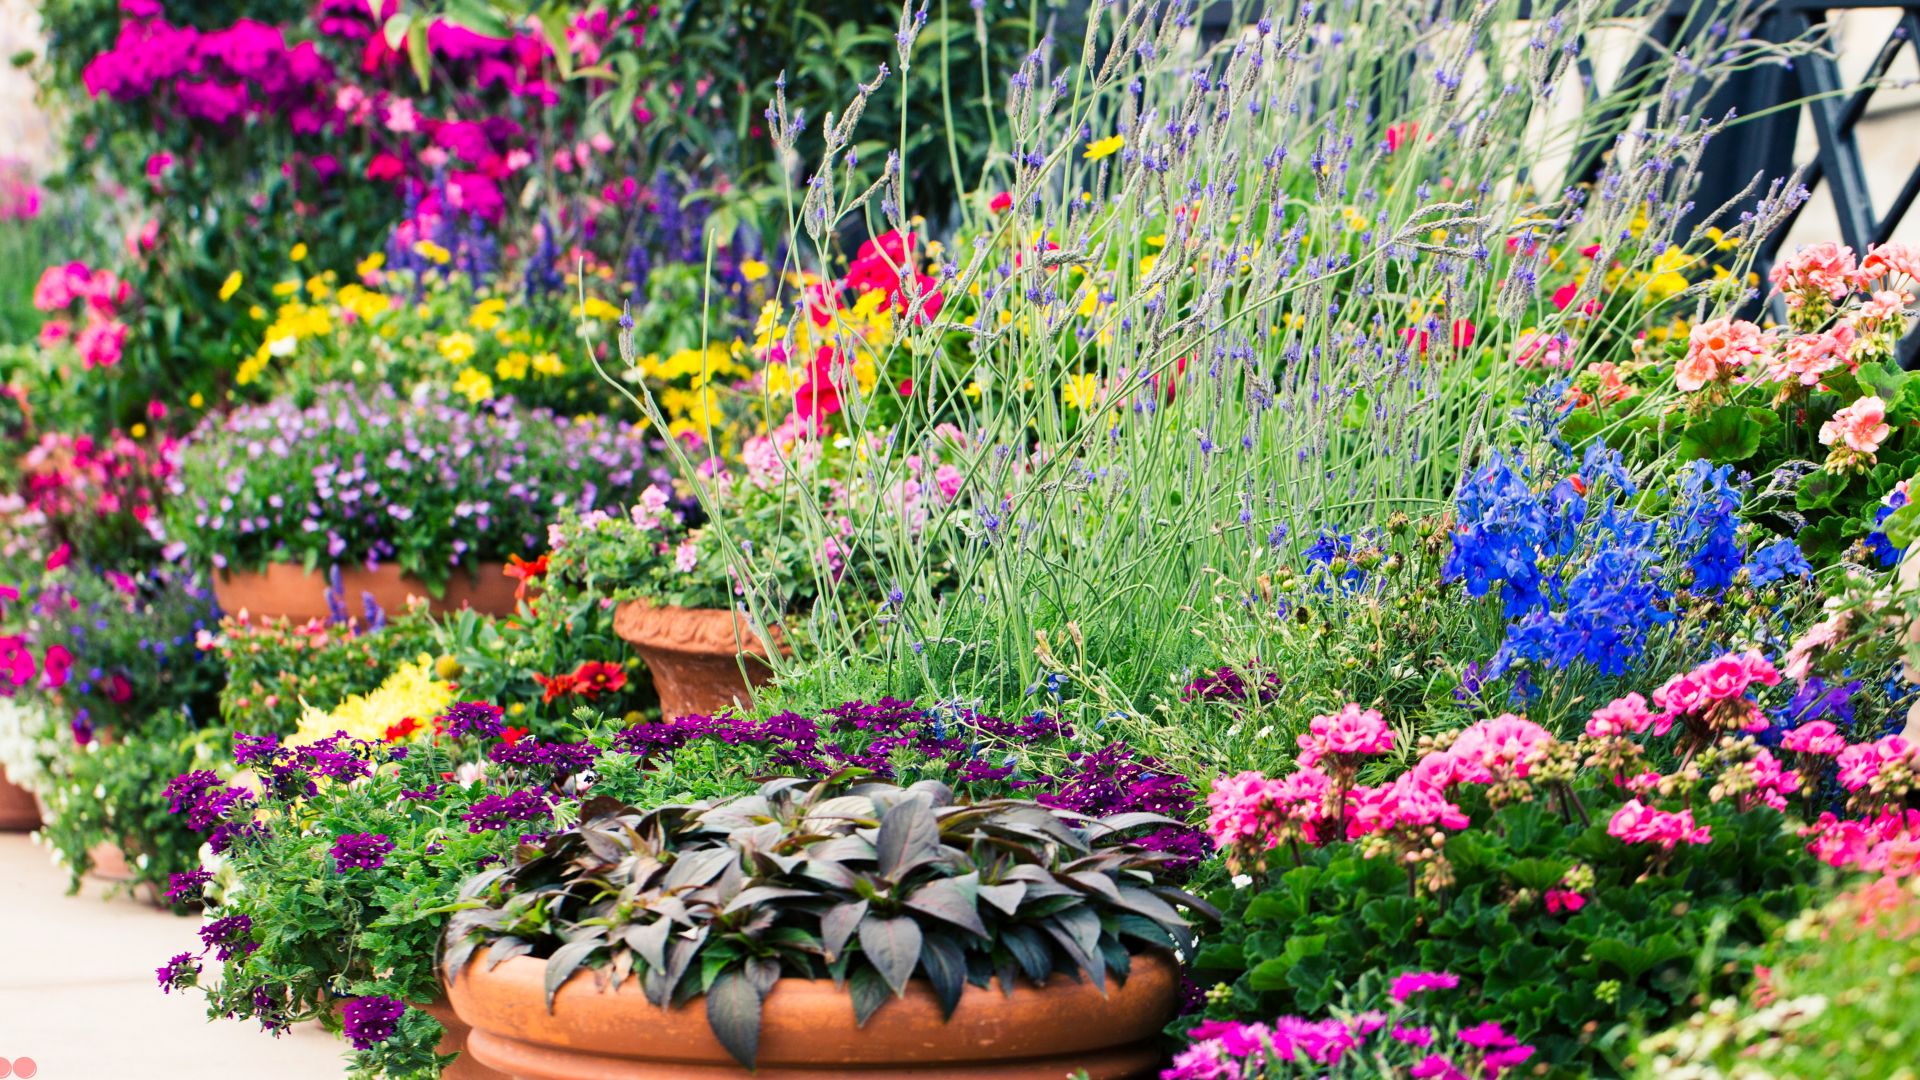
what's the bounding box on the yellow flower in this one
[289,243,308,263]
[1062,372,1101,410]
[270,279,302,298]
[964,381,983,399]
[740,259,769,283]
[495,351,530,380]
[454,368,495,403]
[1084,134,1126,161]
[470,297,509,331]
[531,352,564,376]
[218,271,243,302]
[578,296,623,321]
[413,240,452,266]
[130,423,147,439]
[188,393,205,409]
[288,660,454,746]
[356,252,385,278]
[438,332,478,364]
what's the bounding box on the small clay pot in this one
[612,601,782,719]
[87,839,134,881]
[0,765,40,831]
[421,997,511,1080]
[446,947,1178,1079]
[212,561,518,623]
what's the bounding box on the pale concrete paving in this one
[0,833,344,1079]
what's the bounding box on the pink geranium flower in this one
[1819,395,1893,454]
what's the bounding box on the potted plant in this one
[442,775,1213,1077]
[550,423,964,719]
[164,382,668,622]
[155,697,745,1079]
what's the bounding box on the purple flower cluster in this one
[461,790,551,833]
[440,701,506,739]
[162,770,254,832]
[165,867,213,904]
[340,994,407,1050]
[330,832,396,871]
[487,736,599,777]
[199,914,256,961]
[610,698,1206,869]
[156,951,201,994]
[1182,665,1283,705]
[169,382,668,575]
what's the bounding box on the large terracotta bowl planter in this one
[0,765,40,831]
[613,601,783,719]
[213,561,518,623]
[420,997,511,1080]
[447,948,1179,1079]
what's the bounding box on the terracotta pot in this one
[212,561,518,623]
[87,839,133,881]
[447,948,1178,1079]
[0,764,40,831]
[421,997,512,1080]
[612,601,782,719]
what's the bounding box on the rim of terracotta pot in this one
[446,946,1178,1069]
[211,560,518,622]
[612,599,788,660]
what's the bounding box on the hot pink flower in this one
[1781,720,1847,756]
[1296,703,1393,768]
[1206,771,1281,849]
[1586,692,1655,738]
[1769,324,1857,386]
[1389,970,1459,1003]
[1449,714,1553,783]
[1819,395,1893,454]
[1835,735,1917,793]
[1607,798,1712,850]
[1544,889,1586,914]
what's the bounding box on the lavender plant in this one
[598,0,1815,755]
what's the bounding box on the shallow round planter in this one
[0,765,40,831]
[212,561,518,623]
[612,601,782,719]
[448,948,1178,1079]
[421,997,511,1080]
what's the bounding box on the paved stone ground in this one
[0,833,343,1079]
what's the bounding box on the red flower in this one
[532,671,577,704]
[504,553,549,601]
[46,542,72,570]
[989,191,1012,213]
[105,672,133,704]
[499,726,528,746]
[568,660,627,701]
[384,716,423,742]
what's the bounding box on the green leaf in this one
[1676,405,1773,464]
[1796,468,1853,512]
[857,915,924,995]
[705,970,763,1069]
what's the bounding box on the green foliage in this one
[444,775,1212,1068]
[1191,797,1821,1077]
[37,709,223,905]
[1634,877,1920,1079]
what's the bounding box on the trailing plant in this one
[443,775,1215,1068]
[38,708,224,905]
